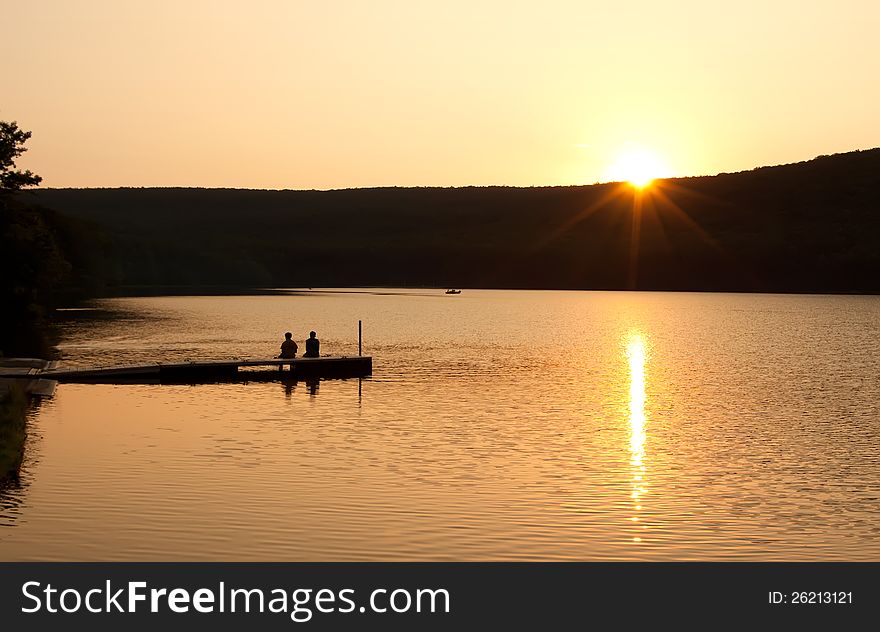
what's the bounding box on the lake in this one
[2,289,879,560]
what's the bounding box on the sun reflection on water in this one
[626,332,648,543]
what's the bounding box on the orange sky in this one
[4,1,879,189]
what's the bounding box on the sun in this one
[606,147,670,189]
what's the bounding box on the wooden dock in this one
[0,358,60,397]
[0,356,372,385]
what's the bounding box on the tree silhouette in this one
[0,121,65,356]
[0,121,42,194]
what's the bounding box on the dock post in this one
[358,320,362,356]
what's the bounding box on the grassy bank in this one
[0,383,28,480]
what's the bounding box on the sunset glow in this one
[4,1,880,188]
[607,147,671,189]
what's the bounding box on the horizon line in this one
[25,147,880,193]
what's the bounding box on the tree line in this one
[23,148,880,295]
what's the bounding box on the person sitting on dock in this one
[303,331,320,358]
[279,332,298,359]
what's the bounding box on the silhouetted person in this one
[304,331,320,358]
[279,332,298,359]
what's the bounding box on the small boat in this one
[445,289,462,295]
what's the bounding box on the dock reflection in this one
[281,377,321,398]
[280,376,366,403]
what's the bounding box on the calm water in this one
[2,290,879,560]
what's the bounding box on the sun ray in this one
[526,151,748,292]
[658,178,732,209]
[628,189,644,289]
[530,184,628,252]
[649,183,726,254]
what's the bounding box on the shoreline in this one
[0,383,27,481]
[60,285,880,301]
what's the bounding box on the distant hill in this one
[22,148,880,293]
